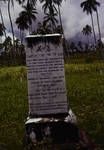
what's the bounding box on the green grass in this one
[0,63,104,149]
[0,67,28,150]
[65,63,104,149]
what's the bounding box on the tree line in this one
[0,0,103,65]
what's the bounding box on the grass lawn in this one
[0,63,104,149]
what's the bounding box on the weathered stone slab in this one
[26,34,68,116]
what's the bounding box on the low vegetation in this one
[65,63,104,149]
[0,63,104,149]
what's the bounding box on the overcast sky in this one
[0,0,104,41]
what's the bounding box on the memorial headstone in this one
[26,34,68,117]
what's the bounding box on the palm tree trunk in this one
[21,31,24,43]
[20,29,24,44]
[49,0,54,33]
[0,7,7,39]
[0,36,2,43]
[28,25,31,34]
[8,0,15,47]
[20,29,22,43]
[96,9,103,59]
[0,6,7,62]
[31,24,32,33]
[57,4,63,34]
[90,13,96,46]
[56,2,69,59]
[8,0,16,63]
[87,35,89,45]
[96,9,101,41]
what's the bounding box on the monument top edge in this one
[26,33,62,39]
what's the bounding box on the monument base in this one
[24,109,97,150]
[26,109,77,124]
[24,109,78,147]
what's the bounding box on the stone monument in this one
[24,34,94,150]
[25,34,68,117]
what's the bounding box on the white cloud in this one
[0,1,23,37]
[61,0,104,39]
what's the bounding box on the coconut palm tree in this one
[44,11,58,32]
[89,0,101,41]
[0,23,4,36]
[16,0,25,4]
[7,0,15,47]
[3,36,12,53]
[80,0,96,45]
[82,24,92,44]
[36,22,51,34]
[53,0,63,33]
[3,0,27,46]
[15,12,29,42]
[40,0,58,32]
[3,36,13,64]
[21,2,37,33]
[81,0,102,42]
[27,0,37,5]
[40,0,55,13]
[0,7,6,39]
[0,23,5,43]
